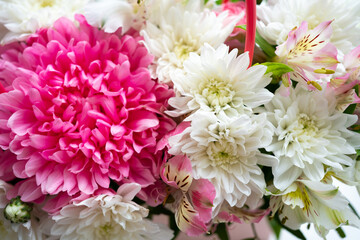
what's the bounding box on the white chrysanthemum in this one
[43,183,173,240]
[0,0,90,44]
[257,0,360,53]
[265,85,360,191]
[0,180,45,240]
[169,111,277,214]
[168,43,273,117]
[82,0,144,34]
[141,0,237,83]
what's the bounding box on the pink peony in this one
[0,15,176,200]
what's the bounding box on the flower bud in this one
[3,196,32,224]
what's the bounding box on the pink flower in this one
[326,45,360,110]
[0,15,176,200]
[161,155,216,236]
[276,21,339,91]
[137,121,191,207]
[217,204,270,224]
[343,44,360,82]
[218,1,246,37]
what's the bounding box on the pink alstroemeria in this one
[216,203,270,224]
[343,44,360,82]
[161,155,216,236]
[276,21,339,91]
[327,45,360,111]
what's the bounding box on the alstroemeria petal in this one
[188,178,215,223]
[161,155,193,192]
[217,206,270,224]
[276,20,338,88]
[175,195,208,236]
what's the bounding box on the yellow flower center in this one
[298,114,318,133]
[96,223,114,239]
[40,0,55,7]
[198,78,235,108]
[173,40,197,63]
[283,113,319,145]
[208,142,239,169]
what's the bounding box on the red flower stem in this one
[245,0,257,67]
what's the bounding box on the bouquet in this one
[0,0,359,239]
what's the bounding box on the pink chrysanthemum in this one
[0,15,176,199]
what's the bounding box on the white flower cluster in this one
[257,0,360,235]
[0,0,91,44]
[263,85,360,235]
[265,86,360,191]
[41,184,173,240]
[140,0,237,83]
[168,43,277,215]
[257,0,360,54]
[0,0,360,239]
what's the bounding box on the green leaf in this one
[272,215,306,240]
[255,31,277,58]
[214,223,229,240]
[169,215,180,240]
[260,62,294,84]
[269,218,282,239]
[234,26,276,58]
[282,226,306,239]
[236,25,247,31]
[335,227,346,238]
[344,103,357,114]
[349,203,360,219]
[344,84,359,114]
[356,149,360,156]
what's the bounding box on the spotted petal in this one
[276,20,338,88]
[217,206,270,224]
[175,195,208,236]
[161,155,193,192]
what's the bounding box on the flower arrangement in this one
[0,0,359,239]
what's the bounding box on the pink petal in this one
[7,109,36,136]
[13,179,44,203]
[161,155,193,192]
[44,167,64,194]
[93,167,110,188]
[62,170,78,195]
[189,179,216,223]
[24,153,44,176]
[29,134,58,149]
[77,170,98,195]
[344,44,360,69]
[175,195,208,236]
[117,183,141,201]
[126,110,159,132]
[13,161,28,178]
